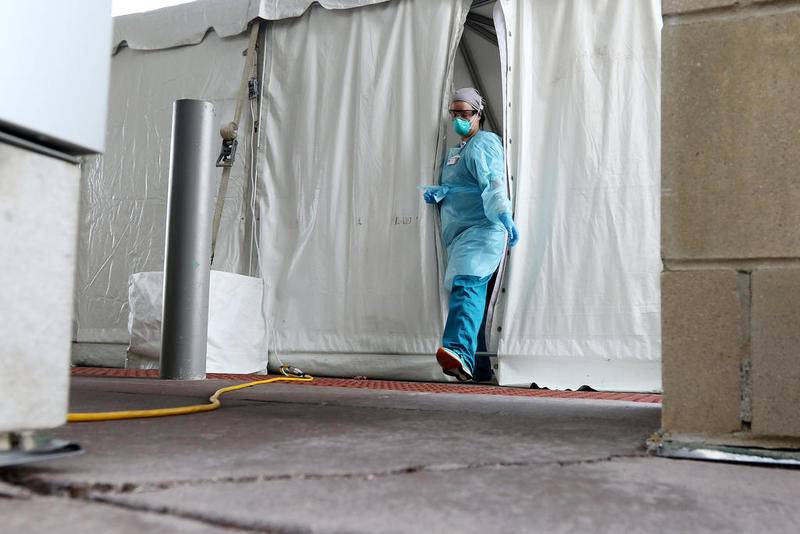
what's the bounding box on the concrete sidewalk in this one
[2,377,799,533]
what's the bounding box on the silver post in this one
[160,99,215,380]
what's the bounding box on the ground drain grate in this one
[71,367,661,404]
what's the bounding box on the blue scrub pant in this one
[442,274,492,374]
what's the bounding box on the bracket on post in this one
[215,121,239,168]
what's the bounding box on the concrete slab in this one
[14,377,658,489]
[5,376,798,533]
[0,495,234,533]
[100,457,800,534]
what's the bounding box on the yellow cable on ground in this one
[67,375,314,423]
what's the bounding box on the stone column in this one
[0,144,80,432]
[661,0,800,443]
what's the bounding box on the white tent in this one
[75,0,662,391]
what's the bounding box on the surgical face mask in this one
[452,116,473,137]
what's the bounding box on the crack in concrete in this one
[0,474,136,499]
[87,495,307,534]
[0,482,32,500]
[556,452,648,467]
[1,453,647,499]
[0,492,31,500]
[0,474,299,533]
[0,452,647,533]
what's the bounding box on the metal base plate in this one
[654,440,800,469]
[0,437,83,468]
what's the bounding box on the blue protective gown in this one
[433,131,511,290]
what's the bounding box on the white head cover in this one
[451,87,484,113]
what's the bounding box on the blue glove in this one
[498,213,519,247]
[423,190,438,204]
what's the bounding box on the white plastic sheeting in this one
[493,0,662,390]
[112,0,394,51]
[127,271,268,373]
[75,30,253,343]
[256,0,471,379]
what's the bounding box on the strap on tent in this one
[211,21,260,266]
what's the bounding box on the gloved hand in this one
[498,213,519,247]
[423,190,438,204]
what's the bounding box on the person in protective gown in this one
[423,87,519,382]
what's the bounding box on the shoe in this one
[436,347,473,382]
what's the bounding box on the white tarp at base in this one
[256,0,470,379]
[493,0,662,391]
[127,271,268,374]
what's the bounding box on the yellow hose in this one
[67,375,314,423]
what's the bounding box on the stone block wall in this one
[661,1,800,439]
[0,144,79,432]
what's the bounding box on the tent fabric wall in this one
[256,0,471,380]
[75,30,253,344]
[493,0,662,391]
[112,0,395,51]
[79,0,663,391]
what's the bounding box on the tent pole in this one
[467,12,497,33]
[160,99,215,380]
[464,19,498,47]
[459,39,499,134]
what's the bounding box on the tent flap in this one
[494,0,662,391]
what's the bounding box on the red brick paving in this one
[71,367,661,404]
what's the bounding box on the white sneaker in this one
[436,347,473,382]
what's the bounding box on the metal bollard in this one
[160,99,215,380]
